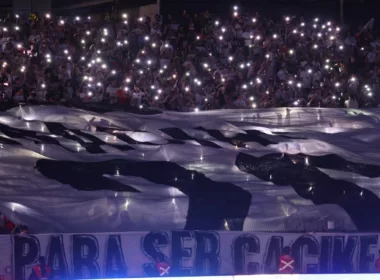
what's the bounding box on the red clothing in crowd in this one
[3,216,15,232]
[375,258,380,272]
[279,254,295,274]
[29,265,51,280]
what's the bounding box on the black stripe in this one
[96,126,184,146]
[69,129,134,151]
[160,128,221,148]
[235,152,380,231]
[44,122,106,154]
[196,127,277,147]
[35,159,252,231]
[0,135,21,145]
[0,122,76,152]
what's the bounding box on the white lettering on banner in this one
[1,232,379,280]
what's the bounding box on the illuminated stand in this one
[86,275,380,280]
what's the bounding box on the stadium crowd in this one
[0,7,379,111]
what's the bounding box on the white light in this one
[252,18,256,23]
[144,36,149,41]
[339,45,344,50]
[88,91,93,96]
[46,13,51,19]
[139,105,143,109]
[122,13,128,18]
[273,34,278,39]
[194,107,199,112]
[228,56,233,61]
[285,16,290,22]
[297,83,302,88]
[75,16,80,21]
[219,36,223,40]
[308,69,312,74]
[17,44,22,49]
[41,83,46,88]
[289,49,294,55]
[335,82,340,87]
[313,44,318,49]
[233,6,238,10]
[3,27,7,32]
[60,20,65,25]
[317,33,322,37]
[215,20,219,26]
[15,26,20,31]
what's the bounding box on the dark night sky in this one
[5,0,377,27]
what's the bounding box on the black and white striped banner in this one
[1,106,380,233]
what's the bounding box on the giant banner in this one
[1,231,379,280]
